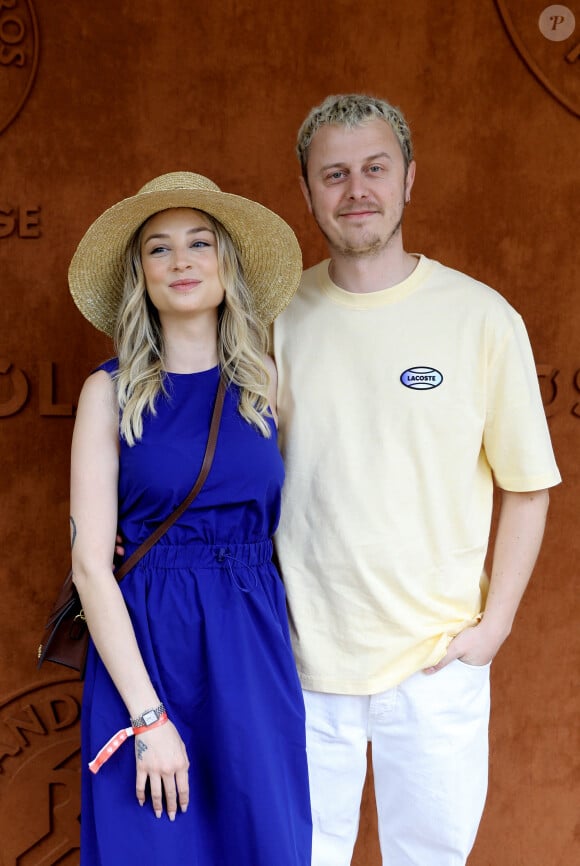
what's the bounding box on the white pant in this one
[304,660,491,866]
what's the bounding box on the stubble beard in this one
[341,217,403,259]
[313,205,405,260]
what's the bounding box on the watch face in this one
[142,709,159,726]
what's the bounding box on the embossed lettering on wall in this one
[495,0,580,116]
[538,364,580,419]
[1,360,579,422]
[0,360,75,417]
[0,0,39,136]
[0,681,83,865]
[0,204,41,238]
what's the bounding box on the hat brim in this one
[69,186,302,335]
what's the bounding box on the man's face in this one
[300,118,415,259]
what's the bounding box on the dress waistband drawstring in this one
[122,538,273,573]
[216,547,258,593]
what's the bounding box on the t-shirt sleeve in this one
[483,311,561,491]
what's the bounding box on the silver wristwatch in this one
[131,703,166,728]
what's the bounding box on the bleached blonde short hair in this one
[297,93,413,181]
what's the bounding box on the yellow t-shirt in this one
[273,255,561,694]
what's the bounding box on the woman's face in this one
[140,208,225,322]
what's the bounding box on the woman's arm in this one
[70,370,189,819]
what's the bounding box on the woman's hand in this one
[135,719,190,820]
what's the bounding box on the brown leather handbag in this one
[37,377,226,678]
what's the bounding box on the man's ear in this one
[405,160,416,204]
[298,175,313,214]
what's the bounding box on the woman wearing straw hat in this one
[68,172,311,865]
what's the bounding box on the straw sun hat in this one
[68,172,303,336]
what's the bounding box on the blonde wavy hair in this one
[114,209,272,445]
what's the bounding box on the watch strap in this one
[130,702,166,728]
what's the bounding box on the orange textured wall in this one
[0,2,578,864]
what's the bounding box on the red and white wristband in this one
[89,707,168,774]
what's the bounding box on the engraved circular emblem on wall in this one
[0,0,39,136]
[0,680,82,864]
[495,1,580,117]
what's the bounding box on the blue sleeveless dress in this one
[80,360,311,866]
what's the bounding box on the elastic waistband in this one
[124,539,273,570]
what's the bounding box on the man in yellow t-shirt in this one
[273,94,561,866]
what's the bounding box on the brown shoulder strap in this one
[114,376,226,582]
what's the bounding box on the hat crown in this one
[69,172,302,335]
[137,172,221,195]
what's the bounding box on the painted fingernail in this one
[155,810,162,819]
[169,812,176,822]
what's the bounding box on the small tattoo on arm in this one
[70,516,77,549]
[136,739,148,760]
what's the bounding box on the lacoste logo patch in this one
[400,366,443,390]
